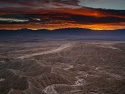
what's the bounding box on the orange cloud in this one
[0,7,125,30]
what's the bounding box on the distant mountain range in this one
[0,28,125,42]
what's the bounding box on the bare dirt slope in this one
[0,41,125,94]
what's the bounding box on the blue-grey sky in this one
[79,0,125,10]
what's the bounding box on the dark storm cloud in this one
[71,15,125,24]
[0,0,80,8]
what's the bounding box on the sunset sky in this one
[0,0,125,30]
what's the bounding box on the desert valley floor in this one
[0,41,125,94]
